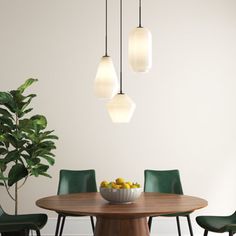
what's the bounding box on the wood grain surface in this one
[36,192,207,217]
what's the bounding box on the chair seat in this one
[0,213,47,232]
[196,212,236,233]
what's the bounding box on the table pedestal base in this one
[95,216,149,236]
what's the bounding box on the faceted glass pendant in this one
[94,56,118,99]
[107,93,136,123]
[128,27,152,72]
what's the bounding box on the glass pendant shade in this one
[128,27,152,72]
[94,56,118,99]
[107,93,136,123]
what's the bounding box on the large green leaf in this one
[5,134,18,148]
[19,118,33,131]
[0,159,7,172]
[8,163,28,186]
[0,108,13,119]
[4,150,20,164]
[0,135,6,142]
[0,170,8,180]
[42,135,58,140]
[40,155,55,165]
[31,115,47,131]
[17,78,38,94]
[0,92,13,104]
[38,141,56,150]
[9,90,36,117]
[0,92,16,113]
[39,172,51,178]
[36,164,49,172]
[21,108,33,116]
[0,115,14,127]
[31,164,49,177]
[0,148,7,155]
[21,94,36,110]
[26,157,40,167]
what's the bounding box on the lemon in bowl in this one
[100,178,142,204]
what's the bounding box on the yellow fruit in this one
[116,177,125,185]
[100,181,109,188]
[122,183,131,189]
[132,183,141,188]
[101,178,141,189]
[112,184,120,189]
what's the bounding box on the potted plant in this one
[0,79,58,234]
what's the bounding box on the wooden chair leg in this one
[176,216,181,236]
[148,216,153,231]
[186,215,194,236]
[204,230,208,236]
[55,214,62,236]
[59,216,66,236]
[90,216,95,233]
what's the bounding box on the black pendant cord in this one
[105,0,108,56]
[139,0,142,27]
[119,0,123,94]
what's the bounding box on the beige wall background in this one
[0,0,236,235]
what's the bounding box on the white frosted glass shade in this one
[129,27,152,72]
[94,56,118,99]
[107,93,136,123]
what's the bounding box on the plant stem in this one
[15,114,19,215]
[17,176,28,189]
[3,179,15,201]
[15,182,18,215]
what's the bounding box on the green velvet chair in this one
[0,205,47,236]
[196,211,236,236]
[55,169,97,236]
[144,169,194,236]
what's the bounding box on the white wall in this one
[0,0,236,235]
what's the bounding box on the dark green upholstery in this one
[0,205,47,236]
[57,169,97,195]
[196,211,236,236]
[55,169,97,236]
[144,169,193,236]
[144,169,183,194]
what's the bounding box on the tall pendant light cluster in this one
[94,0,152,123]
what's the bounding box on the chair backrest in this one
[57,169,97,195]
[144,169,183,194]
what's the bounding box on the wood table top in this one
[36,192,207,217]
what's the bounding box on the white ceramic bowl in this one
[100,187,142,204]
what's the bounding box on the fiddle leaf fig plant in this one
[0,79,58,214]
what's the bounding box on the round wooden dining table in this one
[36,192,207,236]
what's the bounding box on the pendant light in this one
[128,0,152,72]
[107,0,136,123]
[94,0,118,99]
